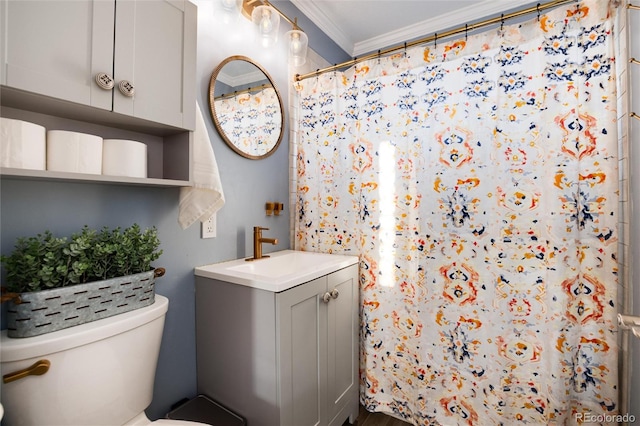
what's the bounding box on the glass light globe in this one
[251,5,280,47]
[286,29,308,66]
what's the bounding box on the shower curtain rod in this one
[294,0,577,82]
[214,83,274,101]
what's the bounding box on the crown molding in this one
[218,69,266,87]
[289,0,355,55]
[292,0,537,58]
[353,0,535,56]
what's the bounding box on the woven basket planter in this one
[3,267,164,338]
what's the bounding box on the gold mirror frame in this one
[208,55,285,160]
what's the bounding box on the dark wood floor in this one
[343,405,411,426]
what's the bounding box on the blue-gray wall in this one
[0,0,347,420]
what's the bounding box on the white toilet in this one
[0,295,206,426]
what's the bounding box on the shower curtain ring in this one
[536,3,541,21]
[465,24,468,40]
[500,14,504,31]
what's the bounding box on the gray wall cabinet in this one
[195,265,359,426]
[0,0,197,185]
[0,0,196,131]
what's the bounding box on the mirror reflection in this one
[208,56,284,159]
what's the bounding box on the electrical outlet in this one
[201,215,217,239]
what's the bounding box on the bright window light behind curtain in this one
[293,0,621,424]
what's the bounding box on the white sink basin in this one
[195,250,358,292]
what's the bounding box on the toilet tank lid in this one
[0,295,168,362]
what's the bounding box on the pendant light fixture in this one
[286,18,308,66]
[239,0,308,66]
[251,4,280,47]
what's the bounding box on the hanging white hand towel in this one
[178,101,225,230]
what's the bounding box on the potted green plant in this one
[1,224,164,338]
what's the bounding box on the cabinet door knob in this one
[330,289,339,299]
[118,80,135,97]
[322,292,331,303]
[95,73,114,90]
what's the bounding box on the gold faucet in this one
[247,226,278,261]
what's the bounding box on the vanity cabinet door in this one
[277,265,359,426]
[278,276,327,426]
[0,0,115,110]
[326,266,359,426]
[113,0,196,130]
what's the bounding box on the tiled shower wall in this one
[616,0,632,418]
[288,49,332,248]
[624,0,640,420]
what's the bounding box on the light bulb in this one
[260,9,273,34]
[286,29,308,66]
[290,32,302,53]
[251,5,279,47]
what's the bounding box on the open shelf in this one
[0,105,193,187]
[1,167,191,187]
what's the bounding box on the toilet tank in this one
[0,294,169,426]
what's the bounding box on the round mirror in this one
[208,55,284,160]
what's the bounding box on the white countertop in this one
[194,250,359,292]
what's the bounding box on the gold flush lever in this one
[3,359,51,384]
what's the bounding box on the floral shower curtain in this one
[293,0,620,424]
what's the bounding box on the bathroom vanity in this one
[194,250,359,426]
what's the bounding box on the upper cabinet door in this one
[0,0,196,131]
[113,0,196,130]
[1,0,115,111]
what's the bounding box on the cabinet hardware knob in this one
[118,80,135,97]
[322,292,331,303]
[330,289,339,299]
[95,73,114,90]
